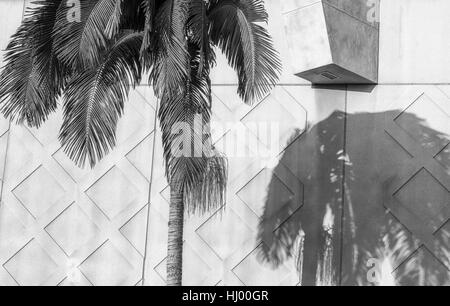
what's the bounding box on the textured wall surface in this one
[0,0,449,286]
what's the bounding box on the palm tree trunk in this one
[166,184,184,286]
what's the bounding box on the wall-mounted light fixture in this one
[283,0,380,84]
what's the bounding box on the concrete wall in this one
[0,0,448,286]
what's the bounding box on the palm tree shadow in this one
[257,110,450,286]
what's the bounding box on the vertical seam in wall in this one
[141,99,159,286]
[0,130,11,207]
[338,86,349,286]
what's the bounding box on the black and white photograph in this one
[0,0,448,291]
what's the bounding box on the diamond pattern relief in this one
[213,129,258,181]
[86,167,140,219]
[160,185,170,204]
[53,148,92,183]
[126,134,154,181]
[0,206,26,250]
[5,138,33,181]
[116,103,146,145]
[2,73,448,286]
[119,205,148,256]
[394,94,450,155]
[26,110,62,146]
[242,97,297,142]
[45,204,100,256]
[196,208,255,260]
[4,240,58,286]
[237,169,295,217]
[0,41,153,285]
[435,144,450,171]
[58,271,92,286]
[79,241,134,286]
[12,166,65,218]
[241,89,307,154]
[183,246,213,285]
[232,244,292,286]
[434,221,450,270]
[394,168,450,232]
[395,247,450,286]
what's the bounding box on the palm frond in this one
[159,42,226,214]
[53,0,120,69]
[119,0,147,31]
[184,153,228,215]
[140,0,156,59]
[188,0,216,74]
[209,0,282,104]
[59,31,143,168]
[0,0,64,127]
[105,0,123,39]
[150,0,190,97]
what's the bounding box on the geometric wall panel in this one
[395,246,450,286]
[436,145,450,170]
[86,167,141,220]
[45,204,100,256]
[79,241,135,286]
[196,208,255,260]
[1,0,449,287]
[232,244,293,286]
[3,239,58,286]
[394,168,450,233]
[12,166,65,219]
[345,85,450,286]
[240,90,307,156]
[0,206,26,252]
[394,94,449,155]
[237,169,295,218]
[119,205,149,256]
[126,135,154,181]
[168,85,346,286]
[135,84,346,286]
[0,81,156,286]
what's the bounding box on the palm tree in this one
[0,0,281,286]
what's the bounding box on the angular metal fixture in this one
[282,0,380,84]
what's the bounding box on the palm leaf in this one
[59,31,143,167]
[140,0,156,58]
[188,0,216,74]
[119,0,147,31]
[105,0,123,39]
[150,0,190,97]
[209,0,282,103]
[53,0,120,69]
[183,153,228,215]
[0,0,64,127]
[159,42,226,214]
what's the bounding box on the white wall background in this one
[0,0,448,286]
